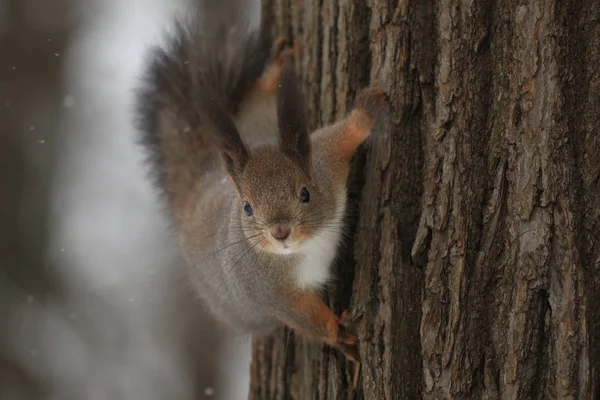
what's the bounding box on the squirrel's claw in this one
[338,308,360,360]
[338,309,361,389]
[337,323,361,390]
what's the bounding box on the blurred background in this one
[0,0,258,398]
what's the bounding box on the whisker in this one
[214,237,263,295]
[207,233,262,256]
[200,226,262,239]
[199,236,262,293]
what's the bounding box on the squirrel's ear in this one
[277,63,311,176]
[199,94,249,188]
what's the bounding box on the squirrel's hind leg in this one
[275,290,361,387]
[276,290,360,361]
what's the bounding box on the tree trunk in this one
[250,0,600,399]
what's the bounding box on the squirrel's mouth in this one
[267,239,294,253]
[262,234,297,255]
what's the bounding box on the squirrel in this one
[135,16,387,368]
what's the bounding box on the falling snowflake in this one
[63,95,75,108]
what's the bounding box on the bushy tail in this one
[135,14,271,217]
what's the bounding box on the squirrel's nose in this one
[270,224,291,241]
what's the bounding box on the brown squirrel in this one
[135,18,387,366]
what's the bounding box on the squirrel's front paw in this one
[271,36,300,65]
[257,36,300,93]
[354,87,388,117]
[339,311,362,388]
[340,308,361,328]
[337,323,360,362]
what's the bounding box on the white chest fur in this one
[295,196,346,290]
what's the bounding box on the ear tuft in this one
[198,92,249,187]
[276,63,311,175]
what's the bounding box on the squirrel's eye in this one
[243,201,253,216]
[299,187,310,203]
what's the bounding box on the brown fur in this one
[135,18,387,367]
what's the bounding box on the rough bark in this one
[251,0,600,399]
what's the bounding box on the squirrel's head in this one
[237,147,323,255]
[202,62,386,255]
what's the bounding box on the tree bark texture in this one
[250,0,600,399]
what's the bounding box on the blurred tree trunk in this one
[0,1,72,396]
[250,0,600,399]
[1,1,225,399]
